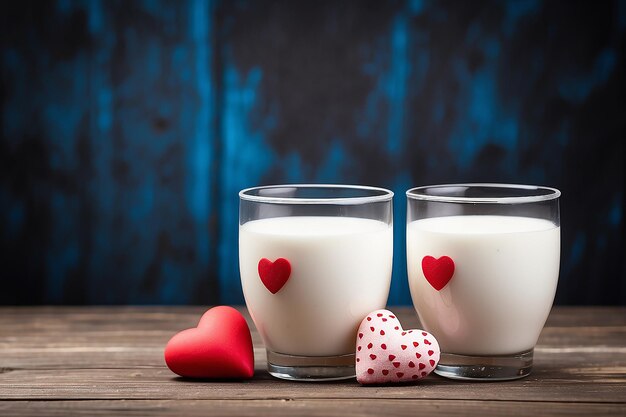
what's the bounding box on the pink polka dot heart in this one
[355,309,440,384]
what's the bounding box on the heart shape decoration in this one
[355,309,440,384]
[258,258,291,294]
[422,255,455,291]
[164,306,254,378]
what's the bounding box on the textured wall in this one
[1,0,624,305]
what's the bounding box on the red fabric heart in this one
[258,258,291,294]
[422,256,455,291]
[164,306,254,378]
[356,309,440,384]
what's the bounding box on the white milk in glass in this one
[240,216,392,357]
[407,215,560,356]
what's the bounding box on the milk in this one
[240,216,392,357]
[407,215,560,356]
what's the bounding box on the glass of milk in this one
[406,184,561,381]
[239,184,394,381]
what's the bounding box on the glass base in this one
[434,348,533,381]
[266,350,356,381]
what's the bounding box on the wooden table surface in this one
[0,306,625,416]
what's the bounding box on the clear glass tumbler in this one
[239,184,394,381]
[406,183,561,380]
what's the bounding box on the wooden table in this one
[0,307,625,416]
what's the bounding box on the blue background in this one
[1,0,624,305]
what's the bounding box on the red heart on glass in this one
[258,258,291,294]
[422,255,455,291]
[164,306,254,378]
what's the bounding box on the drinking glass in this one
[406,183,560,380]
[239,184,394,381]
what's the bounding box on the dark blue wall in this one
[1,0,624,305]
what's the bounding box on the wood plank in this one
[1,307,625,371]
[0,399,625,417]
[0,367,624,402]
[3,347,624,372]
[2,348,624,371]
[2,307,624,347]
[2,306,624,334]
[0,306,624,407]
[1,306,624,323]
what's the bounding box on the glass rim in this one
[406,183,561,204]
[239,184,394,205]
